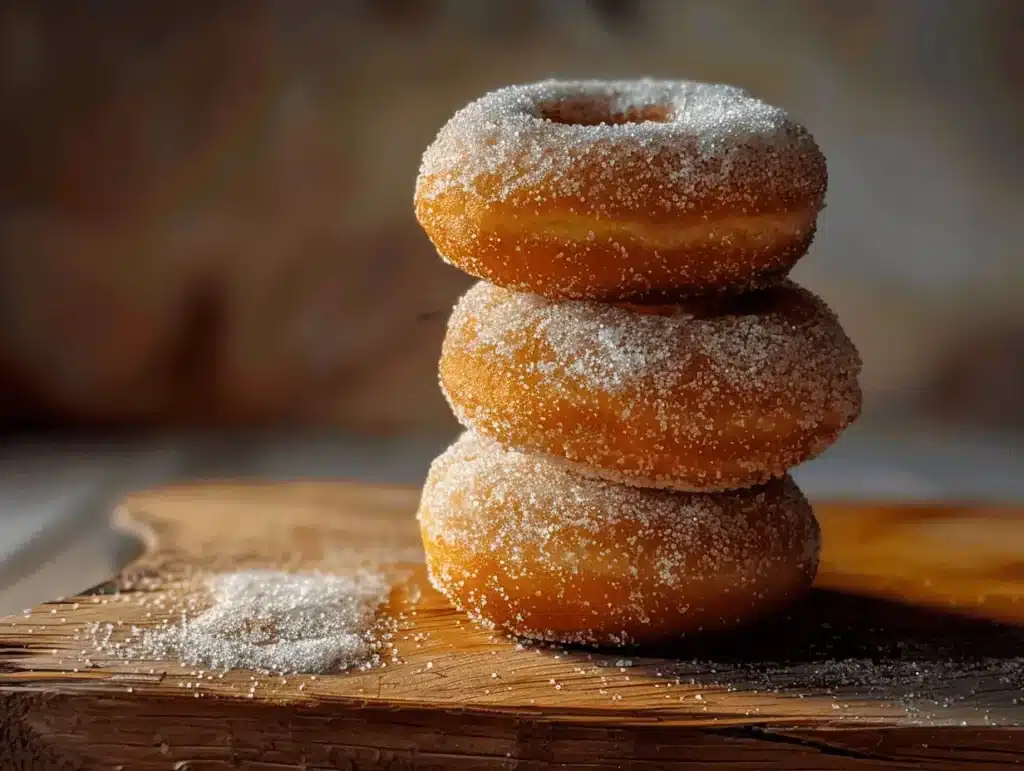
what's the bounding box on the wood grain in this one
[2,482,1024,769]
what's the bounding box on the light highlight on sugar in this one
[136,569,390,674]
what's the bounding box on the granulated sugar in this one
[416,79,824,212]
[439,280,861,491]
[135,569,391,674]
[418,431,819,647]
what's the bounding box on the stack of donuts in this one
[414,80,861,647]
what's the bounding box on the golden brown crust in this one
[440,280,862,492]
[420,194,817,301]
[418,432,820,647]
[415,79,827,300]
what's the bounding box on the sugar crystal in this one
[134,569,389,674]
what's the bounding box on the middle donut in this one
[441,280,862,492]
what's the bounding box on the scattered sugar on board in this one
[494,634,1024,724]
[114,569,392,675]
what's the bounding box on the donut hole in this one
[538,98,671,126]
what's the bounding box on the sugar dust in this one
[132,569,392,674]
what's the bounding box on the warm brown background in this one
[1,0,1021,435]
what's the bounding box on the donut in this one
[415,79,827,301]
[418,431,820,647]
[440,280,861,492]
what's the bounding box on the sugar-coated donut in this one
[440,280,861,492]
[415,79,827,301]
[418,431,820,647]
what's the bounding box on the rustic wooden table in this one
[2,475,1024,769]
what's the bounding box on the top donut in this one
[415,79,827,301]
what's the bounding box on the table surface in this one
[1,424,1022,616]
[5,482,1024,770]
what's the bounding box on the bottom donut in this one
[418,431,820,647]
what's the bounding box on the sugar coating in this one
[441,280,862,491]
[133,570,390,674]
[416,78,825,214]
[415,78,848,647]
[418,432,820,647]
[415,79,827,300]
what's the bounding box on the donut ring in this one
[440,280,861,492]
[415,79,827,301]
[418,432,820,647]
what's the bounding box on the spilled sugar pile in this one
[128,569,392,674]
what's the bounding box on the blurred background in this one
[1,0,1022,611]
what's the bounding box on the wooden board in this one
[3,482,1024,770]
